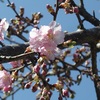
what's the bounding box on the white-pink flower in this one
[40,21,65,45]
[0,18,9,40]
[29,21,65,60]
[0,70,12,90]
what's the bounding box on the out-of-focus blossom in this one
[29,21,65,60]
[0,18,9,40]
[0,70,12,92]
[58,0,64,3]
[62,89,69,97]
[3,85,12,92]
[33,64,40,73]
[9,60,22,68]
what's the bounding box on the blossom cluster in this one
[29,21,65,60]
[0,18,9,40]
[0,70,12,92]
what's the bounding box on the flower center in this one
[47,29,53,39]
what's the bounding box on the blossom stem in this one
[53,0,59,21]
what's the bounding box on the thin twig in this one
[76,14,85,29]
[4,37,20,44]
[53,0,59,21]
[0,41,5,47]
[80,0,84,8]
[0,51,37,63]
[17,34,28,42]
[7,0,20,17]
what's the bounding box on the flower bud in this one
[0,64,4,70]
[19,7,24,16]
[32,84,38,92]
[33,64,40,73]
[73,7,79,14]
[73,53,81,63]
[11,2,15,9]
[53,81,64,90]
[46,4,55,15]
[62,89,69,97]
[3,85,12,92]
[40,96,45,100]
[24,82,32,89]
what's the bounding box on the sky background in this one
[0,0,100,100]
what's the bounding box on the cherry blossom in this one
[29,21,64,60]
[0,70,12,92]
[0,18,9,40]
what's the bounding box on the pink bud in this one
[3,85,12,92]
[24,82,32,89]
[73,7,79,14]
[41,63,47,69]
[32,84,37,92]
[40,96,45,100]
[33,65,40,73]
[62,89,69,97]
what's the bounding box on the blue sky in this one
[0,0,100,100]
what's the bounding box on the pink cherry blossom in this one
[0,18,9,40]
[40,42,61,60]
[0,70,12,90]
[40,21,65,45]
[29,21,64,60]
[3,85,12,92]
[9,60,22,68]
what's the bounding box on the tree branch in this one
[90,43,100,100]
[64,27,100,45]
[70,0,100,26]
[0,27,100,63]
[0,42,29,56]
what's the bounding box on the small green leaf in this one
[68,41,76,48]
[70,93,75,99]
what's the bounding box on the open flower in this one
[0,70,12,92]
[0,18,9,40]
[29,21,64,60]
[40,21,65,45]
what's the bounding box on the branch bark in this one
[64,27,100,44]
[90,43,100,100]
[0,27,100,63]
[70,0,100,26]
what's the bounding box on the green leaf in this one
[68,41,76,48]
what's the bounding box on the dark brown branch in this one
[0,42,29,56]
[64,27,100,45]
[76,14,85,29]
[53,0,59,21]
[0,51,37,64]
[70,0,100,26]
[7,0,20,17]
[80,0,84,7]
[0,27,100,63]
[79,7,100,26]
[90,43,100,100]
